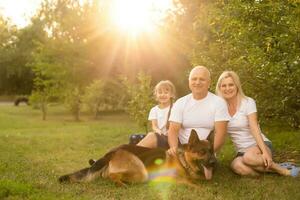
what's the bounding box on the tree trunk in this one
[41,103,47,120]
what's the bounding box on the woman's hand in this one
[262,151,273,169]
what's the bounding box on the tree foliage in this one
[123,73,155,132]
[28,0,101,120]
[64,87,83,121]
[83,79,105,119]
[177,0,300,128]
[0,0,299,128]
[0,12,47,95]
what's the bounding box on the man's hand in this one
[214,121,228,152]
[167,146,177,157]
[167,122,181,156]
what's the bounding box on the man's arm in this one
[213,121,228,152]
[167,122,181,156]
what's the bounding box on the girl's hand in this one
[155,129,163,135]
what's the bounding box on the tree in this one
[29,40,66,120]
[0,14,46,95]
[177,0,300,128]
[29,0,103,120]
[83,79,105,119]
[123,73,155,132]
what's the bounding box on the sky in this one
[0,0,174,34]
[0,0,42,27]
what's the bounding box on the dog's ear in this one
[188,129,200,145]
[206,130,214,150]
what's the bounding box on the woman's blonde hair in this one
[154,80,176,100]
[216,71,246,100]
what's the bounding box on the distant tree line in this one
[0,0,299,128]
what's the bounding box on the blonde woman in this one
[216,71,299,177]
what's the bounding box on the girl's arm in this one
[151,119,163,134]
[248,112,272,168]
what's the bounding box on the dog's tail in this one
[58,144,142,183]
[89,156,109,172]
[58,150,115,183]
[58,167,90,183]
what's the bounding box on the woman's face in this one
[219,77,238,100]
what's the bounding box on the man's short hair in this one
[188,66,211,80]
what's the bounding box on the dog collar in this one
[176,148,199,179]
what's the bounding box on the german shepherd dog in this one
[58,129,216,185]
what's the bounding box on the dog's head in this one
[181,129,216,178]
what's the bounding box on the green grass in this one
[0,104,299,200]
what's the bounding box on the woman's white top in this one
[148,105,171,135]
[228,97,270,152]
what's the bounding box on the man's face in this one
[189,69,210,96]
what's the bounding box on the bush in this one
[29,91,48,120]
[64,87,83,121]
[123,73,155,132]
[83,80,105,119]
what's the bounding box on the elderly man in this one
[138,66,230,178]
[167,66,230,179]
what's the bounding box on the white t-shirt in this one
[169,92,230,144]
[228,97,269,152]
[148,105,171,135]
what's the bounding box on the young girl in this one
[137,80,176,149]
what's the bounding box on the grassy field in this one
[0,104,299,200]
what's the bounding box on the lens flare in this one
[109,0,174,36]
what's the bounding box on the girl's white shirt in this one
[148,105,171,135]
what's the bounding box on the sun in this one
[109,0,174,36]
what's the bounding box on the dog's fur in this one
[58,129,216,185]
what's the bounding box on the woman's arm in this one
[248,112,272,168]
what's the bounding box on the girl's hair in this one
[154,80,176,100]
[216,71,246,100]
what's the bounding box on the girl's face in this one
[219,77,238,100]
[156,87,172,105]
